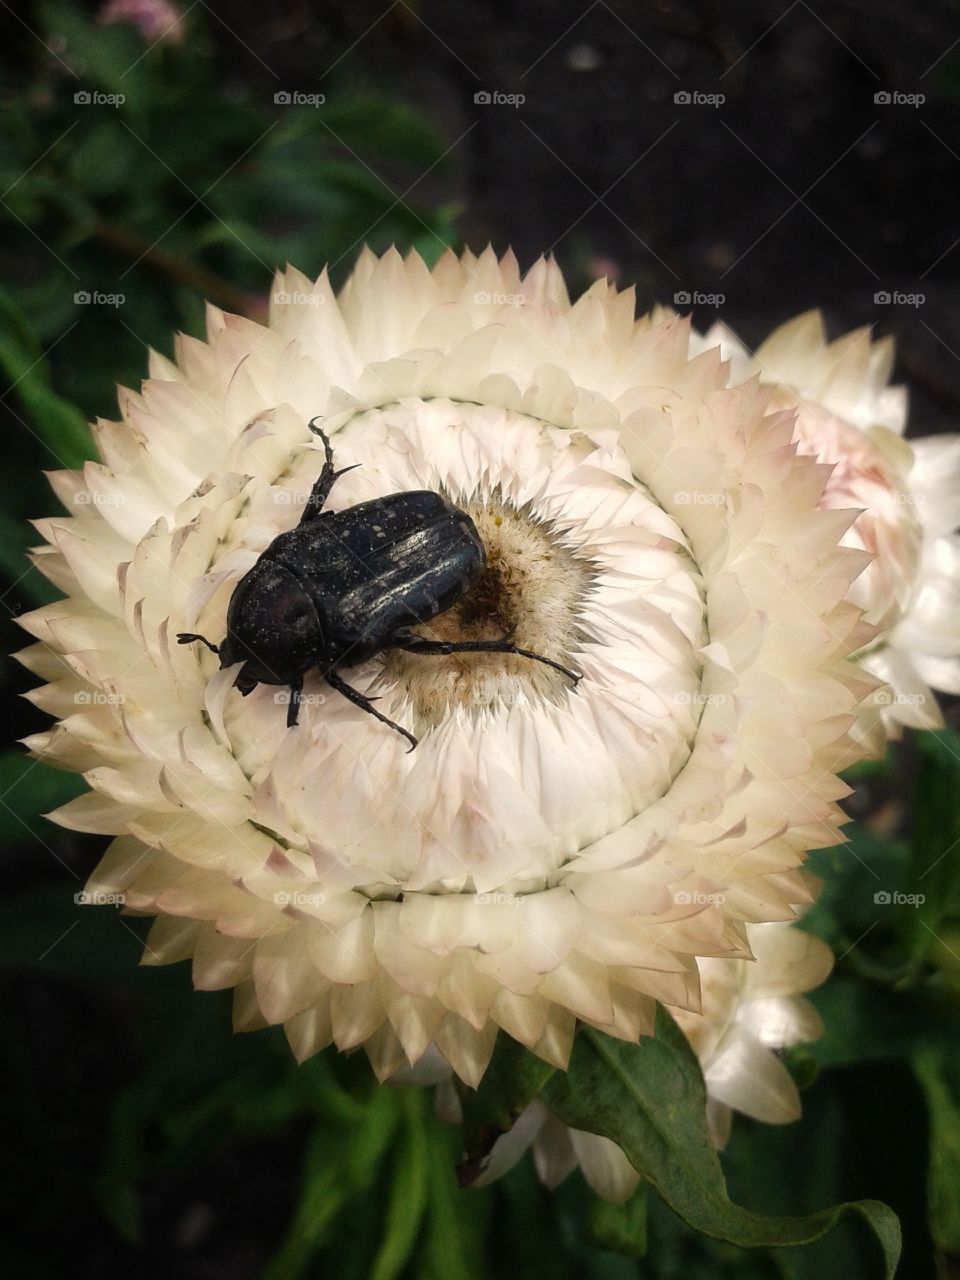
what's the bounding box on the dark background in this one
[3,2,960,1277]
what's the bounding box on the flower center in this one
[211,398,708,893]
[380,495,590,726]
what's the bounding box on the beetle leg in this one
[324,669,418,751]
[391,632,582,685]
[176,632,220,655]
[286,680,303,728]
[301,420,361,523]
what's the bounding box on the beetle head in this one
[219,559,323,690]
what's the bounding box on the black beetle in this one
[177,420,580,749]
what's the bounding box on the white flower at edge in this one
[672,920,832,1147]
[18,249,869,1089]
[427,922,833,1203]
[690,310,960,753]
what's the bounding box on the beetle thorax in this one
[381,497,589,726]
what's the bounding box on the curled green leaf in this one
[541,1014,901,1277]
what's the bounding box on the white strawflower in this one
[19,249,867,1087]
[691,311,960,751]
[450,921,832,1201]
[670,920,832,1146]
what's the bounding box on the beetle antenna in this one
[177,632,220,656]
[394,634,581,685]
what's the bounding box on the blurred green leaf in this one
[0,509,57,605]
[0,751,84,846]
[586,1180,648,1257]
[0,290,94,467]
[263,1087,399,1280]
[725,1060,940,1280]
[419,1122,487,1280]
[369,1088,430,1280]
[915,1048,960,1251]
[68,123,140,196]
[899,730,960,956]
[41,0,148,98]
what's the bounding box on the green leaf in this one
[900,730,960,955]
[0,509,57,604]
[587,1180,648,1257]
[812,975,960,1066]
[418,1121,487,1280]
[725,1060,939,1280]
[0,751,85,847]
[40,1,147,98]
[0,290,94,468]
[915,1048,960,1251]
[369,1088,429,1280]
[540,1014,901,1276]
[262,1087,399,1280]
